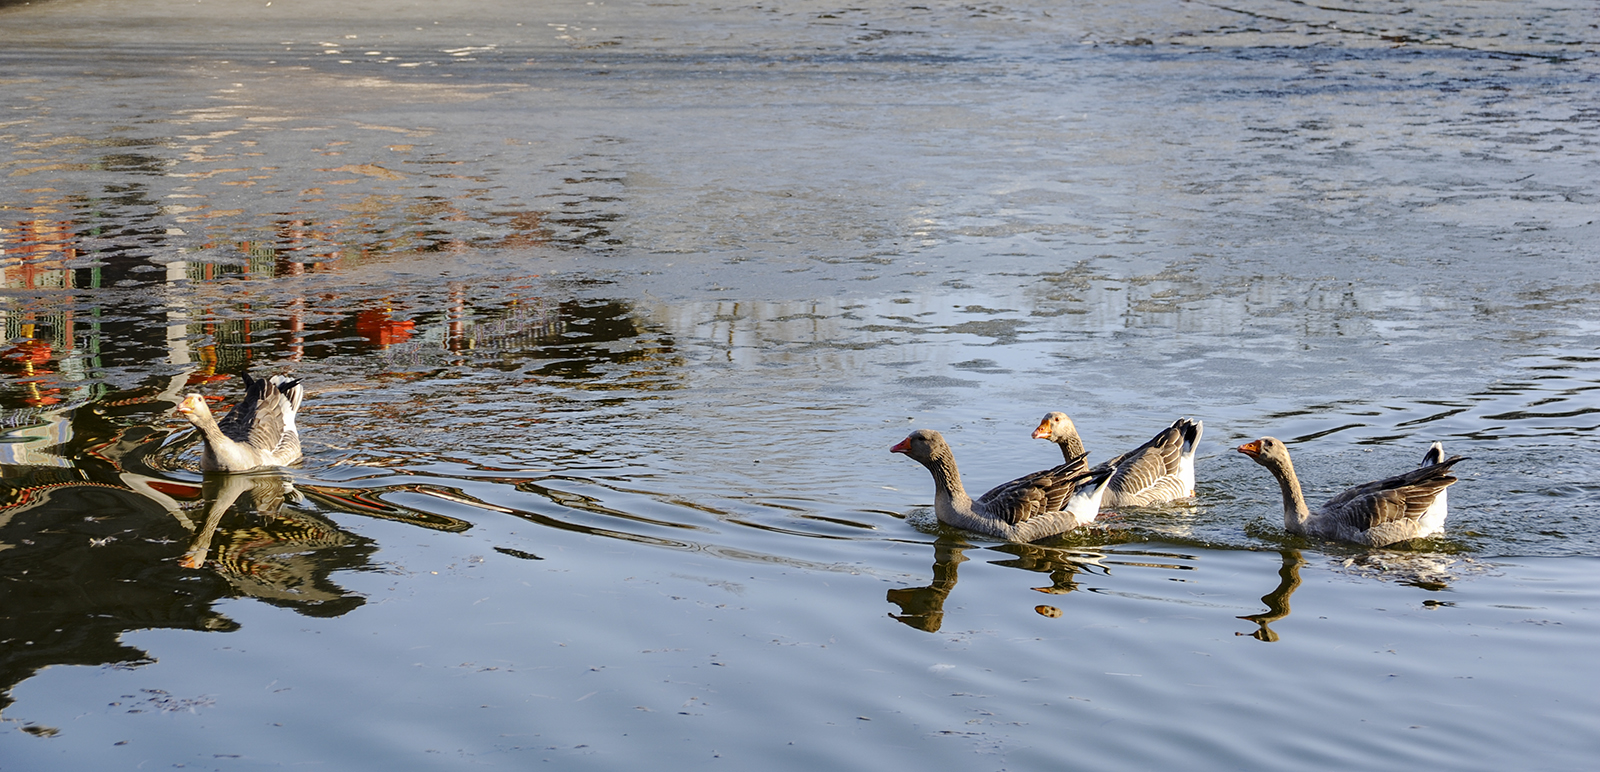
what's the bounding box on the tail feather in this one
[1177,417,1203,456]
[272,376,304,414]
[1421,441,1445,468]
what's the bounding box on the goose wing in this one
[252,377,302,453]
[215,373,267,445]
[1321,456,1466,532]
[976,455,1090,525]
[214,374,301,453]
[1103,423,1185,500]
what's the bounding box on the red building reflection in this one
[355,308,416,347]
[2,216,78,407]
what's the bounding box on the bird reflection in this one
[1238,549,1305,642]
[1338,551,1462,591]
[887,535,1103,632]
[987,541,1102,595]
[887,534,970,632]
[180,471,369,615]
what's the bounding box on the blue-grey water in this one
[2,0,1598,768]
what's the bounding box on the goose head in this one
[1237,436,1292,472]
[176,393,214,424]
[1031,412,1077,442]
[891,429,950,468]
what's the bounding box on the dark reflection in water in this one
[1236,548,1472,641]
[0,379,475,714]
[888,535,1112,632]
[0,469,234,714]
[887,535,970,632]
[1237,549,1305,643]
[989,541,1103,596]
[179,471,371,613]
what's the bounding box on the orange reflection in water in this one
[2,201,564,395]
[2,216,79,407]
[355,308,416,348]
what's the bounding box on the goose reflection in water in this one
[0,381,475,713]
[887,535,1104,632]
[1236,548,1467,642]
[180,471,367,614]
[1238,549,1306,642]
[887,535,970,632]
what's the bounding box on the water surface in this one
[2,0,1599,768]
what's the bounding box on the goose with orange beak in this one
[891,428,1114,542]
[177,373,304,472]
[1033,413,1202,507]
[1236,436,1465,547]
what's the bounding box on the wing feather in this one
[977,453,1092,525]
[215,373,265,444]
[1321,456,1466,533]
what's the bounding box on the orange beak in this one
[1031,417,1053,440]
[890,437,911,454]
[1236,440,1262,457]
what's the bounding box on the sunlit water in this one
[3,0,1599,768]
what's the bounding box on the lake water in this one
[2,0,1598,768]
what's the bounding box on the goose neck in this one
[1269,455,1312,531]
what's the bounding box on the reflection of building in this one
[1,190,684,404]
[0,150,663,724]
[2,217,81,409]
[355,308,416,347]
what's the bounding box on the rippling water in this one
[3,0,1598,768]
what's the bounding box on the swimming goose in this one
[178,373,304,472]
[1032,413,1203,507]
[891,428,1115,542]
[1236,437,1465,547]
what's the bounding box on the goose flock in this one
[176,373,1466,549]
[894,414,1466,548]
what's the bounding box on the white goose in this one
[891,428,1115,542]
[1032,412,1202,507]
[177,373,304,472]
[1237,437,1465,547]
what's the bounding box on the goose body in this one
[891,429,1115,542]
[1033,413,1202,507]
[1237,437,1465,547]
[178,374,304,472]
